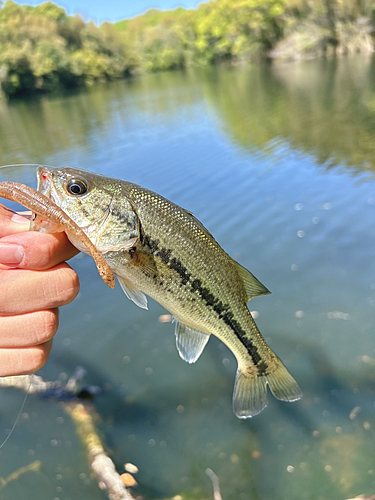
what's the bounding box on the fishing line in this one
[0,165,52,448]
[0,376,32,450]
[0,164,41,172]
[0,164,58,171]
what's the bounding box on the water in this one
[0,55,375,500]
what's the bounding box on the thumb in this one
[0,203,31,238]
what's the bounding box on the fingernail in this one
[0,243,24,266]
[11,213,30,224]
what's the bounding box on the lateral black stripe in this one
[143,234,267,373]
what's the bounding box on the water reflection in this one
[2,56,375,176]
[0,57,375,500]
[200,55,375,175]
[0,71,203,168]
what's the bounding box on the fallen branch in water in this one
[62,401,134,500]
[346,496,375,500]
[206,468,223,500]
[1,372,223,500]
[0,372,135,500]
[0,460,42,490]
[0,374,54,394]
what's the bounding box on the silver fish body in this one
[35,166,302,418]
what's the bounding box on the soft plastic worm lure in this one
[0,181,115,288]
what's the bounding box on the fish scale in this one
[35,166,302,418]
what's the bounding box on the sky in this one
[15,0,204,23]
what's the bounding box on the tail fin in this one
[233,369,268,418]
[232,357,302,419]
[267,357,303,403]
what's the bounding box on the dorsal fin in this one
[181,208,212,234]
[233,261,271,301]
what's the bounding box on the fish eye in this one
[66,178,88,196]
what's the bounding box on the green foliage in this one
[0,1,132,96]
[0,0,373,97]
[118,1,286,68]
[193,0,286,63]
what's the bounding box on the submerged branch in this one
[1,373,222,499]
[346,496,375,500]
[62,401,134,500]
[206,468,223,500]
[0,460,42,490]
[0,374,53,394]
[0,374,135,500]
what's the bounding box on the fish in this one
[34,166,302,418]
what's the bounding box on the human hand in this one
[0,203,80,376]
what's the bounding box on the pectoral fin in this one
[117,276,148,310]
[233,261,270,301]
[174,319,210,364]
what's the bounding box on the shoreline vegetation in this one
[0,0,374,98]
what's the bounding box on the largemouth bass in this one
[35,166,302,418]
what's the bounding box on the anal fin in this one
[174,319,210,364]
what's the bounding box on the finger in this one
[0,264,80,315]
[0,204,30,237]
[0,340,53,377]
[0,309,59,347]
[0,231,79,270]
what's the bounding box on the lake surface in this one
[0,55,375,500]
